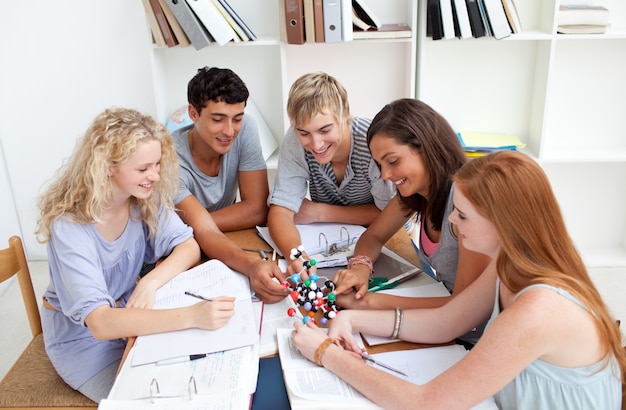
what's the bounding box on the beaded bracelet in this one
[314,337,340,366]
[347,255,374,273]
[390,307,403,339]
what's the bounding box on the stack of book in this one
[141,0,256,49]
[427,0,521,40]
[457,132,526,157]
[557,4,610,34]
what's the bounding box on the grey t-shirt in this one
[269,117,395,212]
[172,115,266,210]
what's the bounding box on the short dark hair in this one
[187,67,249,115]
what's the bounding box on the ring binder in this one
[318,226,357,257]
[187,376,197,400]
[150,378,160,404]
[144,376,199,403]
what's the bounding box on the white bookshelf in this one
[146,0,418,160]
[416,0,626,267]
[141,0,626,269]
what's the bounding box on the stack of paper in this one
[457,132,526,157]
[102,259,260,409]
[131,260,258,366]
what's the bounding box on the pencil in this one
[184,291,214,302]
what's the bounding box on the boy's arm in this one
[176,195,288,302]
[294,199,382,226]
[210,169,270,231]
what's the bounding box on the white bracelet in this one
[390,307,403,339]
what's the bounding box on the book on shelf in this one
[185,0,239,46]
[141,0,167,46]
[465,0,485,38]
[501,0,522,34]
[439,0,456,39]
[216,0,257,40]
[210,0,248,41]
[163,0,213,50]
[352,0,382,30]
[303,0,316,42]
[481,0,512,39]
[149,0,178,47]
[323,0,342,42]
[427,0,444,40]
[313,0,325,41]
[457,131,526,155]
[353,23,412,40]
[285,0,306,44]
[157,0,191,47]
[557,24,607,34]
[452,0,473,39]
[476,0,493,37]
[558,4,610,26]
[341,0,353,41]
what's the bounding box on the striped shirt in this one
[269,117,395,213]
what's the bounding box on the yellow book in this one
[458,132,526,150]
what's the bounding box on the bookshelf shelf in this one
[417,0,626,267]
[140,0,625,268]
[146,0,418,150]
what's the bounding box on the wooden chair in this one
[0,236,96,409]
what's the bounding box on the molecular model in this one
[283,245,339,326]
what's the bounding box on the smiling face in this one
[449,187,500,259]
[189,100,246,157]
[295,112,350,165]
[369,133,430,198]
[109,139,162,201]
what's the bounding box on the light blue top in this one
[489,279,622,409]
[41,206,193,389]
[172,114,266,210]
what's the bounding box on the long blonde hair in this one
[36,107,179,241]
[454,151,626,377]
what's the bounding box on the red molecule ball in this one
[287,307,297,317]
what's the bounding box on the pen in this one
[184,291,213,301]
[368,271,419,293]
[361,352,408,377]
[156,354,207,366]
[241,247,273,260]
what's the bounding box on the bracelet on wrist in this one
[347,255,374,274]
[390,307,403,339]
[314,337,340,367]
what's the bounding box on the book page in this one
[109,344,258,401]
[361,281,451,346]
[131,260,258,366]
[276,328,375,405]
[257,296,302,357]
[100,391,250,410]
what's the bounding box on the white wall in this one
[0,1,158,259]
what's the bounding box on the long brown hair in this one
[367,98,466,229]
[454,151,626,377]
